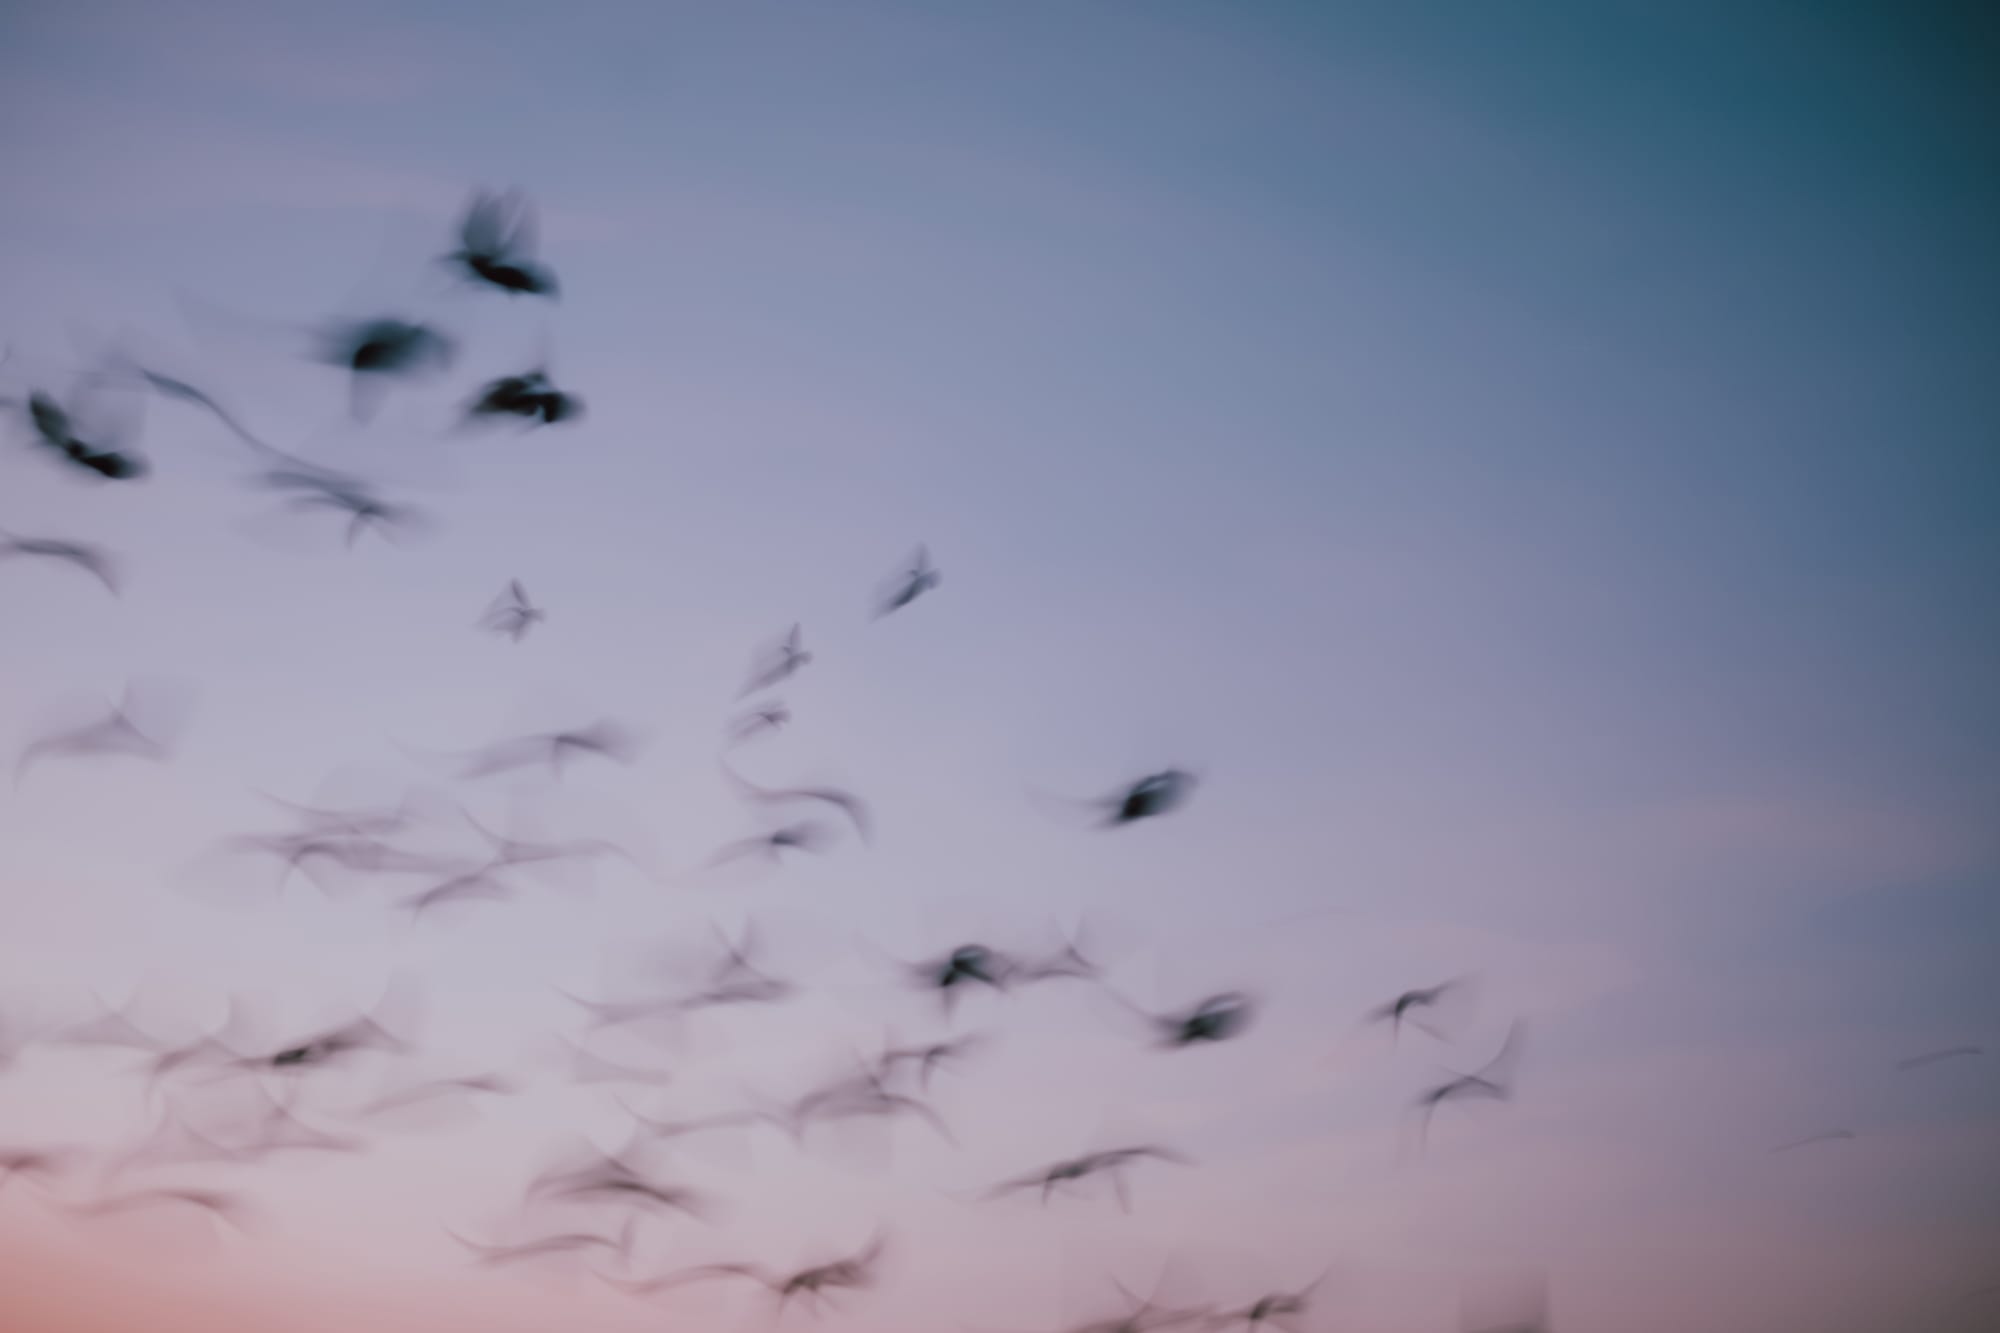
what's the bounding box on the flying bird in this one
[1367,980,1460,1041]
[705,820,834,869]
[445,188,559,298]
[0,532,119,594]
[1771,1129,1856,1154]
[317,318,455,420]
[464,368,583,426]
[612,1231,887,1314]
[740,624,813,697]
[1211,1268,1333,1332]
[1410,1021,1525,1150]
[726,701,791,746]
[980,1146,1191,1213]
[21,387,148,480]
[874,544,941,618]
[479,580,547,641]
[15,681,188,784]
[1896,1045,1982,1072]
[720,762,873,843]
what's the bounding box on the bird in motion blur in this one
[444,187,559,298]
[257,464,428,548]
[479,580,547,642]
[318,318,455,420]
[15,681,187,783]
[982,1145,1191,1212]
[1368,979,1460,1041]
[741,624,813,696]
[19,385,148,480]
[0,531,119,594]
[465,368,583,427]
[874,544,941,618]
[1211,1267,1333,1332]
[613,1231,887,1314]
[1410,1021,1525,1150]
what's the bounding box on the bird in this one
[21,388,148,479]
[317,318,455,420]
[399,861,516,921]
[68,1186,248,1231]
[1367,980,1460,1041]
[1410,1021,1525,1149]
[464,368,583,427]
[1210,1268,1333,1332]
[444,188,559,298]
[479,580,547,641]
[451,722,641,780]
[0,1146,79,1193]
[705,820,834,868]
[726,701,791,746]
[1896,1045,1982,1072]
[15,682,184,784]
[719,762,873,843]
[1102,770,1197,826]
[0,532,119,594]
[874,1033,989,1093]
[904,943,1017,1017]
[447,1220,636,1268]
[740,624,813,697]
[127,366,273,456]
[257,466,429,548]
[981,1146,1191,1213]
[613,1232,887,1315]
[1113,991,1257,1049]
[874,544,941,618]
[528,1153,709,1220]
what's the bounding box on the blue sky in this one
[2,3,1996,1330]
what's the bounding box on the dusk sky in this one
[2,3,1997,1330]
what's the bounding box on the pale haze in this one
[1,3,1996,1332]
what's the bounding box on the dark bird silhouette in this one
[981,1146,1191,1213]
[720,762,873,844]
[0,531,119,594]
[905,944,1017,1017]
[480,580,546,641]
[1102,770,1197,826]
[465,368,582,427]
[1114,991,1256,1049]
[1410,1021,1525,1150]
[1771,1129,1856,1154]
[1896,1045,1982,1072]
[21,387,148,480]
[613,1231,887,1314]
[782,1064,956,1145]
[874,544,940,618]
[1368,980,1459,1041]
[740,624,813,697]
[317,318,455,420]
[445,188,559,298]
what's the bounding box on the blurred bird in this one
[706,820,834,868]
[465,368,583,427]
[444,188,559,298]
[1210,1268,1332,1332]
[726,701,791,746]
[721,761,873,843]
[1411,1021,1525,1149]
[448,1218,637,1268]
[21,385,148,480]
[0,531,119,594]
[452,722,641,780]
[874,544,941,618]
[1896,1045,1982,1072]
[981,1146,1191,1213]
[613,1231,887,1314]
[1367,980,1460,1041]
[479,580,547,641]
[15,681,189,784]
[317,318,455,420]
[1113,991,1257,1049]
[128,366,272,456]
[740,624,813,697]
[1771,1129,1856,1154]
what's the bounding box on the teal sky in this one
[1,3,1996,1331]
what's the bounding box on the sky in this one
[1,1,1997,1330]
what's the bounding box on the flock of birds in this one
[1,186,1986,1333]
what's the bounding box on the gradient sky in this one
[2,2,1997,1330]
